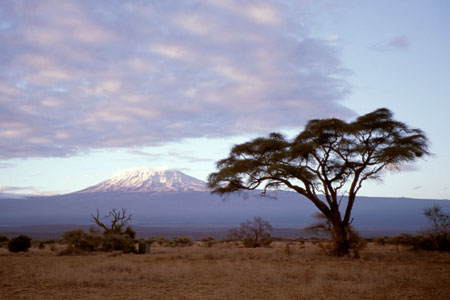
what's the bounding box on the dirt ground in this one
[1,242,449,300]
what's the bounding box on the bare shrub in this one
[228,217,273,248]
[91,208,136,253]
[91,208,132,234]
[386,206,450,252]
[422,205,450,251]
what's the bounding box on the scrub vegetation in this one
[1,206,448,299]
[1,240,449,300]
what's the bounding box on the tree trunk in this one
[331,220,350,256]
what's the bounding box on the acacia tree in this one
[208,108,429,256]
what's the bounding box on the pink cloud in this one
[0,0,352,160]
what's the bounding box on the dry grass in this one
[1,242,449,299]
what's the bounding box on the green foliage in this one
[228,217,272,248]
[208,108,429,256]
[8,235,32,253]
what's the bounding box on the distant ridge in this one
[77,167,208,193]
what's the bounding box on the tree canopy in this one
[208,108,429,255]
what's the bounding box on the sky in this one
[0,0,449,199]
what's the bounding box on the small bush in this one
[386,207,450,252]
[124,226,136,239]
[201,237,216,247]
[63,228,100,251]
[100,233,136,253]
[0,235,9,248]
[144,237,157,245]
[171,237,193,247]
[374,237,386,246]
[63,228,136,253]
[58,246,87,256]
[38,241,45,249]
[159,238,171,247]
[154,236,193,247]
[347,228,367,258]
[8,235,32,253]
[408,235,450,251]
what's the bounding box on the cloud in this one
[371,35,410,51]
[0,185,57,196]
[129,149,213,163]
[0,0,352,160]
[0,162,15,168]
[0,185,31,193]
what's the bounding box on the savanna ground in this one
[1,241,449,300]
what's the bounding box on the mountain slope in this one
[77,167,208,193]
[1,190,449,237]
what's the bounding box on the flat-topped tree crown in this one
[208,108,429,256]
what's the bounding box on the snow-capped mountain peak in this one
[78,167,208,193]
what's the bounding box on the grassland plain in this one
[1,242,449,300]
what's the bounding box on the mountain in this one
[77,167,208,193]
[0,192,27,199]
[1,166,450,238]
